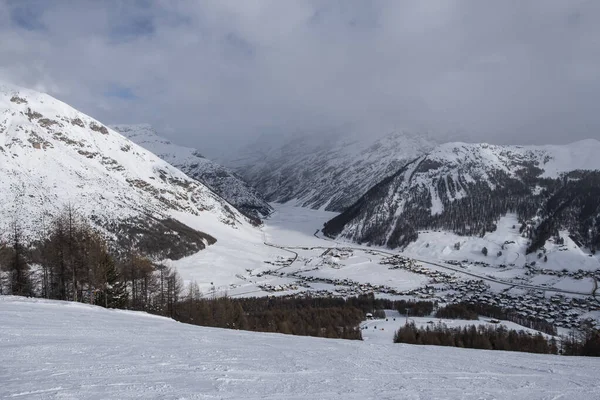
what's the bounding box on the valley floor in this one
[167,203,599,331]
[1,296,599,400]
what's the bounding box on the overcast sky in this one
[1,0,599,156]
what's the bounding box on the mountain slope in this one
[0,84,257,259]
[228,131,436,212]
[3,296,599,399]
[111,124,272,222]
[323,141,600,250]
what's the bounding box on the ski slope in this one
[1,296,599,400]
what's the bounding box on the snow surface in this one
[424,141,600,180]
[169,203,340,295]
[2,296,599,400]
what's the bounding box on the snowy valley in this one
[4,3,600,399]
[1,83,599,335]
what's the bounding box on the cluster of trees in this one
[176,293,364,340]
[342,293,435,317]
[400,301,600,356]
[434,302,557,335]
[461,302,557,335]
[0,207,182,315]
[394,321,600,357]
[394,322,558,354]
[560,325,600,356]
[2,221,367,340]
[435,303,479,320]
[526,171,600,253]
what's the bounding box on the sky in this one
[1,0,599,156]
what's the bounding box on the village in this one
[252,248,600,332]
[379,254,600,330]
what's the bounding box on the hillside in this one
[2,296,598,399]
[0,83,258,260]
[228,131,436,211]
[323,141,600,251]
[111,124,272,221]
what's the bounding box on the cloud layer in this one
[2,0,599,154]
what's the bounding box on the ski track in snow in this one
[1,296,599,400]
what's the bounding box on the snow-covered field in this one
[360,310,558,344]
[404,214,600,272]
[168,203,339,296]
[2,296,599,400]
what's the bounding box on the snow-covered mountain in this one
[0,83,258,259]
[323,141,600,250]
[111,124,272,222]
[228,131,437,212]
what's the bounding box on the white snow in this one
[404,214,600,274]
[424,140,600,180]
[2,296,599,400]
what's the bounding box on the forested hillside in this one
[323,141,600,251]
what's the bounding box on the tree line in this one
[342,293,435,317]
[0,206,182,315]
[0,209,365,340]
[437,302,558,336]
[394,321,600,356]
[394,322,558,354]
[176,292,364,340]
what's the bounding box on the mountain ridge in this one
[229,130,437,212]
[323,140,600,251]
[111,124,272,222]
[0,83,257,259]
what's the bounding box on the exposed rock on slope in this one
[111,124,272,222]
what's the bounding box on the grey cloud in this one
[1,0,599,156]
